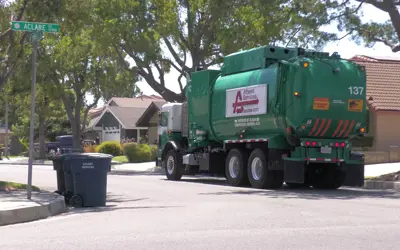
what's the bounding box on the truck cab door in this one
[157,111,169,159]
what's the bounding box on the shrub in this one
[123,142,152,163]
[19,138,29,152]
[96,141,122,156]
[84,145,97,153]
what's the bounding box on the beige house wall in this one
[372,111,400,151]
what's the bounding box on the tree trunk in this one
[72,99,82,150]
[38,112,46,159]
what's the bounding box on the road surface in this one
[0,164,399,250]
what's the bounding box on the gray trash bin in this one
[52,156,68,196]
[62,153,112,207]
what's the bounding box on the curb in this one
[110,167,165,175]
[0,193,67,227]
[0,162,53,166]
[362,180,400,191]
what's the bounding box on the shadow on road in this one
[65,204,182,215]
[108,170,164,176]
[198,188,400,200]
[177,177,400,200]
[62,193,182,215]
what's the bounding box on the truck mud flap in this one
[343,163,364,187]
[283,160,305,184]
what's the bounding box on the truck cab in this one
[156,103,184,168]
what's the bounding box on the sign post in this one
[11,21,59,199]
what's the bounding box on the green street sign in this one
[11,21,59,33]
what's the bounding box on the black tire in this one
[285,182,309,188]
[69,194,83,207]
[312,165,346,190]
[164,149,183,181]
[247,149,283,189]
[225,148,249,187]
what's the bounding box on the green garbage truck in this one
[156,45,367,190]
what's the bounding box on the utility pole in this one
[27,34,39,200]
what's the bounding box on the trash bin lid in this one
[56,152,113,160]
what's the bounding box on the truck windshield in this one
[160,112,168,126]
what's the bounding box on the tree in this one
[1,56,70,158]
[39,0,138,148]
[336,0,400,53]
[96,0,349,102]
[0,0,29,91]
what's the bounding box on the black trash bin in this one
[61,153,112,207]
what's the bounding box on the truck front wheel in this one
[247,149,283,189]
[225,148,249,187]
[164,149,183,181]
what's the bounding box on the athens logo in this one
[232,88,259,114]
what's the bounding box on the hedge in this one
[123,143,157,163]
[96,141,123,156]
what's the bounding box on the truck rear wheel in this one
[311,164,346,189]
[164,149,183,181]
[247,149,283,189]
[225,148,249,187]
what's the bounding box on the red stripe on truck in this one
[337,120,349,137]
[332,120,343,137]
[308,118,320,136]
[314,118,326,136]
[343,120,355,137]
[320,118,331,137]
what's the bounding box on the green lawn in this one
[112,155,129,163]
[0,181,40,192]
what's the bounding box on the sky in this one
[93,2,400,106]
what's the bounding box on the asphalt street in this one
[0,164,399,250]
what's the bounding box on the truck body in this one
[156,46,367,189]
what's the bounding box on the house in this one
[350,55,400,151]
[84,95,165,143]
[135,100,167,144]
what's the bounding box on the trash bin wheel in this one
[69,194,84,207]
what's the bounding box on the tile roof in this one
[136,101,167,127]
[350,56,400,111]
[108,106,147,129]
[153,101,166,109]
[351,55,400,63]
[108,96,165,108]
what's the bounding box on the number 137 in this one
[348,86,364,95]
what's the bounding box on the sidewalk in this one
[0,157,121,166]
[112,162,162,173]
[0,190,66,226]
[364,162,400,177]
[0,157,53,165]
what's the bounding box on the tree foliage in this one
[95,0,361,102]
[38,0,138,148]
[0,0,29,91]
[334,0,400,53]
[1,0,139,149]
